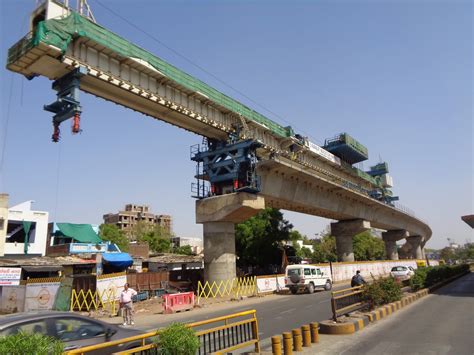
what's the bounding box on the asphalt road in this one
[302,272,474,355]
[111,283,347,346]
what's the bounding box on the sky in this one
[0,0,472,249]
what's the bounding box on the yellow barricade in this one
[70,288,117,314]
[197,276,257,304]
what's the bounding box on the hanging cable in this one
[53,144,62,221]
[0,74,15,190]
[92,0,325,146]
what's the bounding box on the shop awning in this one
[55,223,102,244]
[102,253,133,269]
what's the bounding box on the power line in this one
[92,0,325,146]
[0,74,15,191]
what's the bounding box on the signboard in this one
[0,267,22,286]
[257,275,285,294]
[69,243,108,254]
[24,282,61,311]
[96,273,127,301]
[0,285,25,313]
[306,141,342,166]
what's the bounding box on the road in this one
[301,272,474,355]
[106,284,347,345]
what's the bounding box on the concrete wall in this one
[5,201,49,256]
[255,259,440,293]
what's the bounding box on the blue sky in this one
[0,0,472,249]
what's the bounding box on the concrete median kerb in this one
[318,287,432,337]
[319,314,369,335]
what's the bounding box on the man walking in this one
[120,283,137,326]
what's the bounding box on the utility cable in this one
[0,73,15,191]
[92,0,325,146]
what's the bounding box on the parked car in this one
[0,311,146,354]
[390,265,416,280]
[285,264,332,294]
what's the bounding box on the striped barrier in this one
[162,292,195,314]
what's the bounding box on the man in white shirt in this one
[120,283,137,326]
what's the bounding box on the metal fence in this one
[330,285,368,321]
[196,276,257,304]
[65,309,260,355]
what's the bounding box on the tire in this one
[324,280,332,291]
[307,283,315,294]
[290,287,298,295]
[290,274,300,284]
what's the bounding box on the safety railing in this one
[70,289,117,314]
[196,276,257,304]
[330,285,368,321]
[65,309,260,355]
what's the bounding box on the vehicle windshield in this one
[287,269,301,276]
[391,266,407,271]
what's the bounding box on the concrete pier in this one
[331,219,371,262]
[382,230,409,260]
[196,192,265,283]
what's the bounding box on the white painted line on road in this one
[305,304,313,308]
[280,308,296,315]
[318,299,330,304]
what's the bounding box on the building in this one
[0,196,49,257]
[103,204,172,240]
[171,236,203,255]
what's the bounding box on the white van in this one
[285,264,332,294]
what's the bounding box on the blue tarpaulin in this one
[102,253,133,269]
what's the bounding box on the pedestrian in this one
[120,283,137,326]
[351,270,366,287]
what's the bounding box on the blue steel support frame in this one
[191,139,261,197]
[44,67,87,142]
[44,66,87,123]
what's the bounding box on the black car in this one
[0,311,146,354]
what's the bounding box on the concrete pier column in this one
[410,236,424,259]
[399,235,424,259]
[203,222,236,282]
[331,219,371,262]
[196,192,265,284]
[382,230,409,260]
[0,193,9,257]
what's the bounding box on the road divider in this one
[66,309,260,354]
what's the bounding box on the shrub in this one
[0,332,64,355]
[158,323,200,355]
[364,276,402,308]
[410,264,469,291]
[410,267,428,291]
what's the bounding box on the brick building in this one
[103,204,172,240]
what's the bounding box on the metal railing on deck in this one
[65,309,260,355]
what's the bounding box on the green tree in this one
[312,235,337,262]
[134,222,172,253]
[353,231,386,261]
[99,224,129,251]
[439,247,456,261]
[235,208,293,268]
[173,245,194,255]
